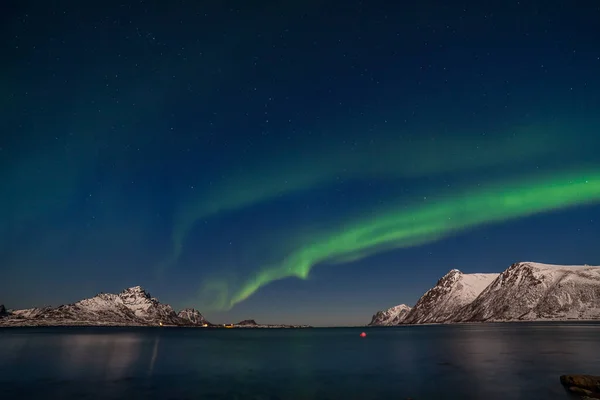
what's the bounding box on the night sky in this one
[2,0,599,326]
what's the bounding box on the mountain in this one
[237,319,258,326]
[229,319,310,328]
[402,270,499,324]
[369,304,411,326]
[178,308,209,325]
[453,262,600,322]
[368,262,600,326]
[0,286,209,327]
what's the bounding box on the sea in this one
[1,323,598,399]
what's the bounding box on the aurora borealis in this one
[198,169,600,311]
[2,1,600,325]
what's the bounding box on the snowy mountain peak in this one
[369,304,412,326]
[369,261,600,325]
[177,308,207,325]
[3,286,211,327]
[383,304,411,316]
[402,270,499,324]
[436,268,463,289]
[120,286,150,298]
[455,261,600,322]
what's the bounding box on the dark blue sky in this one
[2,0,599,326]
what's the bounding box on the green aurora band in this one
[195,168,600,311]
[169,122,586,270]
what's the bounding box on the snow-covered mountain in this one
[368,304,412,326]
[367,262,600,325]
[178,308,208,325]
[402,269,499,324]
[1,286,209,327]
[453,262,600,322]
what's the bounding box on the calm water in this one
[1,323,598,399]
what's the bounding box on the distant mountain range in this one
[369,262,600,325]
[4,261,597,328]
[0,286,308,328]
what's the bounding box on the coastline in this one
[367,319,600,328]
[3,320,598,329]
[0,319,312,329]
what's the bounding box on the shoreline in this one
[1,319,599,329]
[367,319,600,328]
[0,320,312,329]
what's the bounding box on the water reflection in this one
[450,325,517,397]
[1,323,599,399]
[148,336,160,376]
[443,323,599,398]
[59,332,142,380]
[0,334,29,367]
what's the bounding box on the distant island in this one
[369,261,600,326]
[0,286,310,328]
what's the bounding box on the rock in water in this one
[560,375,600,398]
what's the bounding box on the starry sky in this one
[2,0,599,326]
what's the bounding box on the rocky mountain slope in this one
[402,270,499,324]
[0,286,209,327]
[368,262,600,325]
[178,308,209,325]
[368,304,412,326]
[453,262,600,322]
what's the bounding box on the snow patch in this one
[369,304,411,326]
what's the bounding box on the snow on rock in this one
[178,308,208,325]
[64,286,182,325]
[368,304,412,326]
[402,269,499,324]
[11,307,53,319]
[0,286,209,327]
[453,262,600,322]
